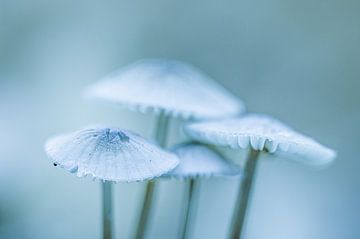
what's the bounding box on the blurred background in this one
[0,0,359,238]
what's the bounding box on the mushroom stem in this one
[229,149,261,239]
[154,110,170,147]
[180,178,198,239]
[135,111,170,239]
[102,181,113,239]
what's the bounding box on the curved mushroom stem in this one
[229,149,261,239]
[135,111,170,239]
[180,179,198,239]
[102,181,113,239]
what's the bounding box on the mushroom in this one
[84,58,245,238]
[163,143,241,239]
[44,126,179,239]
[85,59,244,120]
[184,113,336,239]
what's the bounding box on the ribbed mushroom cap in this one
[184,114,336,166]
[45,126,179,182]
[163,143,241,179]
[85,59,245,120]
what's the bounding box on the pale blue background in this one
[0,0,359,238]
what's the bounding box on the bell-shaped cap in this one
[44,126,179,182]
[184,114,336,166]
[85,59,245,120]
[163,143,241,179]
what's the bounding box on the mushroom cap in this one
[44,126,179,182]
[184,114,336,166]
[85,59,245,120]
[163,143,241,179]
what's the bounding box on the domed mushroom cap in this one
[184,114,336,166]
[163,143,241,179]
[85,59,245,120]
[45,127,179,182]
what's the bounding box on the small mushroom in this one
[184,113,336,239]
[164,143,242,239]
[165,143,241,179]
[84,58,245,239]
[44,126,179,239]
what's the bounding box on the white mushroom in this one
[85,59,244,120]
[184,113,336,239]
[185,113,336,165]
[164,143,241,239]
[165,143,241,179]
[45,126,179,239]
[45,126,179,182]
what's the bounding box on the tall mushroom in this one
[184,113,336,239]
[85,59,245,238]
[163,143,241,239]
[44,126,179,239]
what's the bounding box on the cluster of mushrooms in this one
[44,59,336,239]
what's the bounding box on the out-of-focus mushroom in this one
[164,143,242,239]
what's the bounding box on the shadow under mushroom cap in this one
[84,59,245,120]
[44,126,179,182]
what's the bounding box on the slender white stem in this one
[102,181,113,239]
[134,111,170,239]
[180,179,198,239]
[153,111,170,147]
[229,149,261,239]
